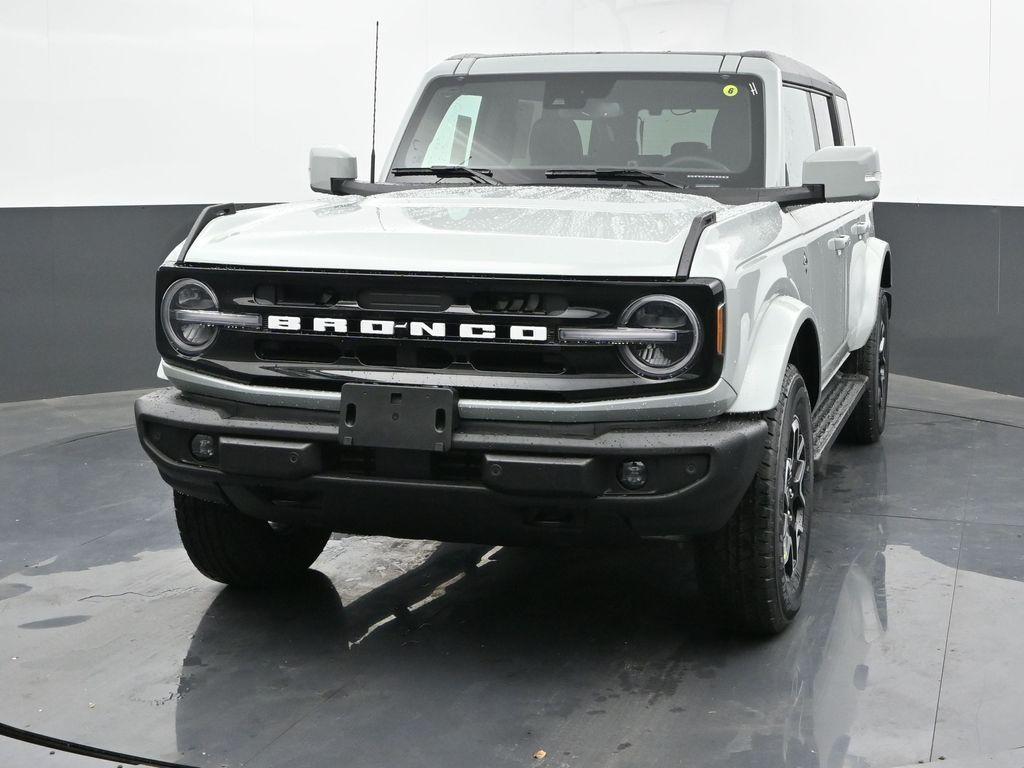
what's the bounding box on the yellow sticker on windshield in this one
[723,84,739,97]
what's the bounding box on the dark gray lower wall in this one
[0,205,205,403]
[0,201,1021,403]
[874,203,1024,398]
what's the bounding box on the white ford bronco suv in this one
[136,51,891,634]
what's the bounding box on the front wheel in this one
[174,492,331,587]
[695,364,814,635]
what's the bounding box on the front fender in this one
[728,295,816,414]
[847,235,890,351]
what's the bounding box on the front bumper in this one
[158,360,739,422]
[135,388,767,545]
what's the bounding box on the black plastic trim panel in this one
[176,203,236,263]
[324,180,825,208]
[677,211,717,276]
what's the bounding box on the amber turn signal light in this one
[716,303,726,355]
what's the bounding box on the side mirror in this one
[802,145,881,202]
[309,146,358,193]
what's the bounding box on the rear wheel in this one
[843,294,889,443]
[174,491,331,587]
[695,364,813,635]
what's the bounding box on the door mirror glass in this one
[309,146,358,193]
[802,145,880,202]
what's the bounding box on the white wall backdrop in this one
[0,0,1015,208]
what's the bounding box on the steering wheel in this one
[664,155,731,172]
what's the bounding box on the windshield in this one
[389,72,766,188]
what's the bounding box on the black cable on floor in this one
[0,721,201,768]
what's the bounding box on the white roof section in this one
[442,50,845,98]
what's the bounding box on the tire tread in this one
[174,492,330,587]
[696,364,810,635]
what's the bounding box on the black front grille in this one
[470,348,568,375]
[354,344,457,370]
[470,291,567,315]
[157,266,724,400]
[254,282,340,307]
[255,339,342,363]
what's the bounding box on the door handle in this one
[827,235,851,253]
[850,222,870,238]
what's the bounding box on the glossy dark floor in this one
[1,377,1023,768]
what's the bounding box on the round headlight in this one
[161,278,219,355]
[618,295,701,378]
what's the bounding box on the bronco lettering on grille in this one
[266,315,549,342]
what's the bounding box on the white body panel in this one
[688,195,883,413]
[729,295,815,413]
[184,187,760,278]
[847,219,888,351]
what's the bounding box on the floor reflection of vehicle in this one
[746,444,893,768]
[717,523,888,768]
[172,518,901,768]
[808,548,886,768]
[174,543,487,761]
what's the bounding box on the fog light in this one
[618,460,648,490]
[190,433,217,461]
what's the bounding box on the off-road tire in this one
[174,491,331,587]
[695,364,813,635]
[843,294,889,444]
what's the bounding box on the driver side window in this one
[781,87,817,185]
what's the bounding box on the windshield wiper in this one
[392,166,502,186]
[545,167,688,191]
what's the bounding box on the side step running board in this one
[811,373,868,462]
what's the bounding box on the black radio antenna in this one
[369,20,380,183]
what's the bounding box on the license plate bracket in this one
[339,384,454,452]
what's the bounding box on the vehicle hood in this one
[183,186,751,278]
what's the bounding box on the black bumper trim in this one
[135,388,767,544]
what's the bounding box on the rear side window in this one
[781,87,817,185]
[810,93,836,148]
[835,96,855,144]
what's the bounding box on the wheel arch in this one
[728,295,821,414]
[788,320,821,409]
[848,236,891,350]
[881,249,893,316]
